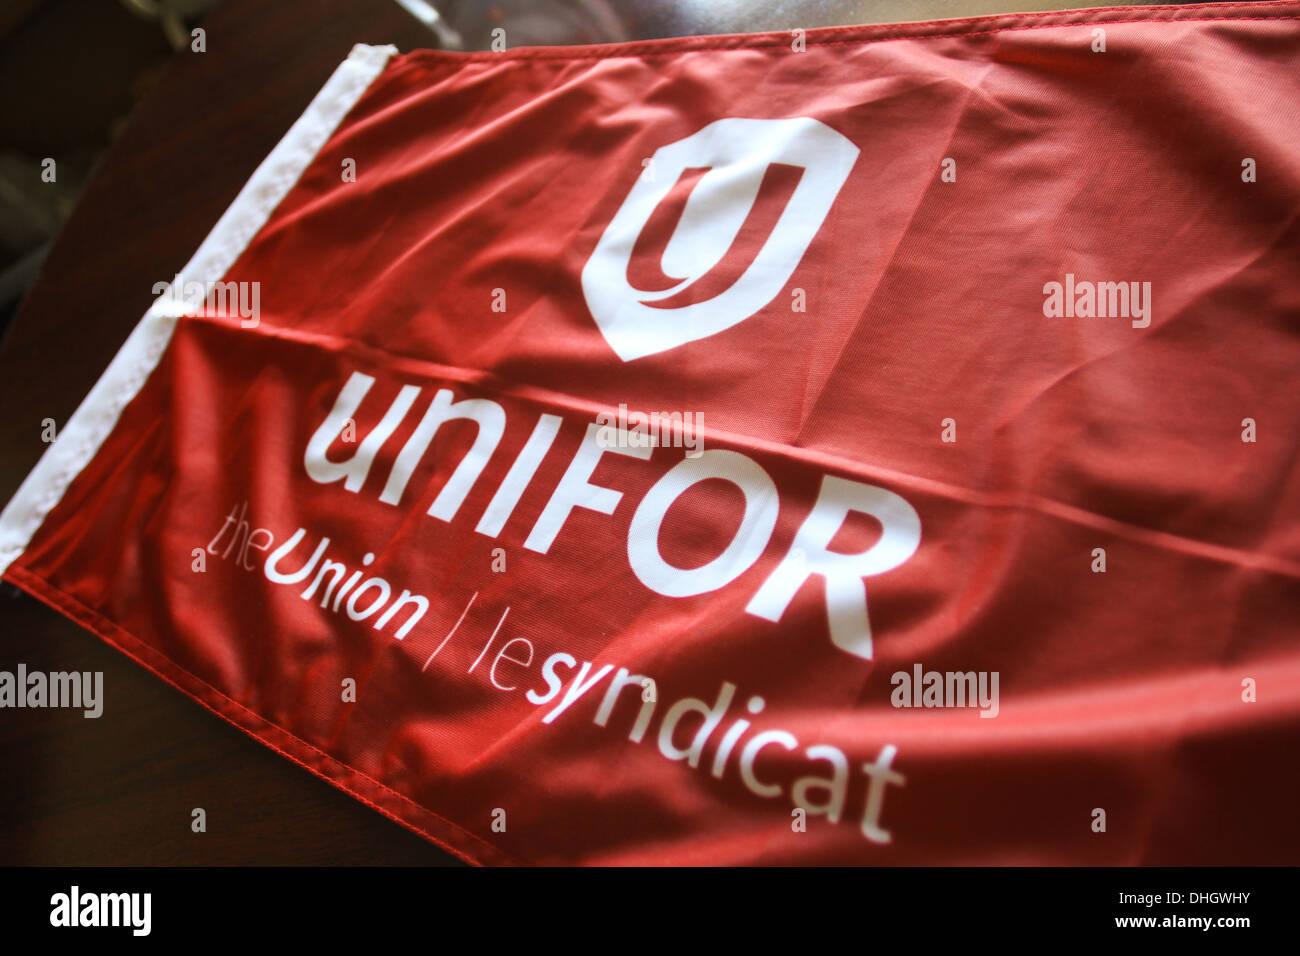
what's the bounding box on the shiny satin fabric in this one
[4,3,1299,864]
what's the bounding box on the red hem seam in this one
[394,3,1300,63]
[3,563,529,867]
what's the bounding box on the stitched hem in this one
[3,563,526,866]
[394,1,1300,63]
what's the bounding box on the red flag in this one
[3,2,1299,865]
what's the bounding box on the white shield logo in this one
[582,117,859,361]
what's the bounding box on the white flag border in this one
[0,43,397,577]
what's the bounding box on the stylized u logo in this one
[582,117,859,361]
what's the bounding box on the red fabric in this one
[8,2,1300,864]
